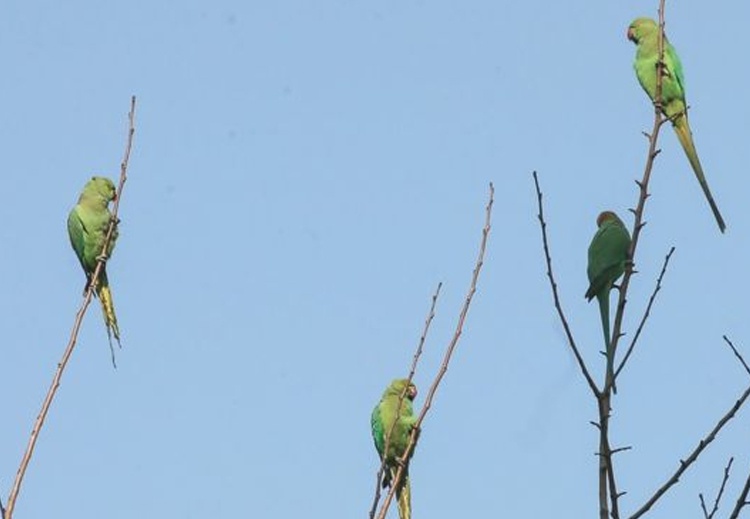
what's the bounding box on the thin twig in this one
[699,457,733,519]
[723,336,750,376]
[4,96,136,519]
[615,247,675,379]
[532,171,599,396]
[628,383,750,519]
[728,463,750,519]
[368,282,442,519]
[375,183,494,519]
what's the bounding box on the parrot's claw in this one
[96,254,109,263]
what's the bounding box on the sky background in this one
[1,1,750,518]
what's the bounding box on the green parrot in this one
[628,17,726,233]
[585,211,631,394]
[68,176,122,364]
[371,379,418,519]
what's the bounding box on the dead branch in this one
[628,382,750,519]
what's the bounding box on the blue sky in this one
[1,1,750,518]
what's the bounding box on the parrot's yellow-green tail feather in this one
[96,282,121,367]
[396,474,411,519]
[672,116,726,233]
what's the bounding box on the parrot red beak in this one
[627,27,636,42]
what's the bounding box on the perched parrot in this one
[585,211,631,394]
[68,176,122,364]
[628,17,726,233]
[371,379,418,519]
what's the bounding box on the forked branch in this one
[375,183,494,519]
[368,282,442,519]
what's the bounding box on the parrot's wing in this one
[664,43,686,94]
[586,223,630,300]
[67,207,88,271]
[371,404,385,457]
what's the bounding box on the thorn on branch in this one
[611,446,632,455]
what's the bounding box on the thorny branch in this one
[375,183,493,519]
[4,96,136,519]
[368,282,442,519]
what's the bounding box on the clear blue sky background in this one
[1,1,749,518]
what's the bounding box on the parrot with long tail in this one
[68,176,122,365]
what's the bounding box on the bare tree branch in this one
[615,247,675,380]
[4,96,136,519]
[699,457,733,519]
[375,183,494,519]
[628,383,750,519]
[368,282,442,519]
[721,339,750,519]
[532,171,599,396]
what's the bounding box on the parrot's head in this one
[627,17,659,45]
[87,176,118,203]
[386,379,417,401]
[597,211,623,228]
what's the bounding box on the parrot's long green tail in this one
[95,271,121,367]
[597,290,617,394]
[672,116,726,233]
[395,472,411,519]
